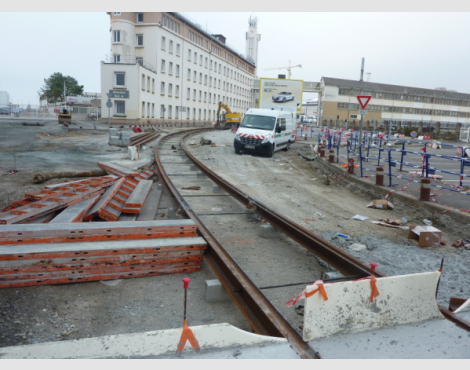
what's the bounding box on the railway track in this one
[154,128,470,359]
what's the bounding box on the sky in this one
[1,8,470,106]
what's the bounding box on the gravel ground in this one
[187,130,470,308]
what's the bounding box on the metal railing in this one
[104,55,156,74]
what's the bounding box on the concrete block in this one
[167,207,175,219]
[190,164,197,171]
[205,279,231,303]
[212,184,224,194]
[259,224,278,238]
[324,271,345,281]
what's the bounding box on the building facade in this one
[318,77,470,133]
[101,12,258,124]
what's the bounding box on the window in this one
[200,55,202,65]
[193,71,196,82]
[161,60,165,73]
[205,57,208,68]
[147,102,150,118]
[175,106,179,119]
[224,66,226,76]
[137,34,143,46]
[219,65,221,73]
[113,54,120,63]
[168,105,172,119]
[204,75,207,85]
[204,109,206,120]
[198,109,201,120]
[187,88,190,100]
[161,36,166,50]
[176,64,180,77]
[152,103,155,118]
[160,105,165,118]
[175,85,179,97]
[209,93,211,103]
[142,102,145,118]
[115,101,125,115]
[187,108,190,119]
[113,30,121,43]
[210,60,213,70]
[209,77,212,87]
[199,91,201,101]
[193,89,196,100]
[187,68,191,80]
[152,79,155,93]
[114,12,121,15]
[199,73,202,84]
[169,40,173,53]
[188,49,191,61]
[115,72,125,87]
[137,13,143,23]
[161,82,165,95]
[176,43,180,56]
[193,108,196,119]
[204,92,207,102]
[169,62,173,75]
[169,84,173,96]
[194,52,197,63]
[136,57,143,66]
[147,77,150,92]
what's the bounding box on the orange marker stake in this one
[176,277,200,355]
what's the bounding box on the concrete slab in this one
[125,180,152,208]
[50,195,100,223]
[136,187,162,221]
[303,272,444,341]
[205,279,231,302]
[0,323,294,359]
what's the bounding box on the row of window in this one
[162,14,180,34]
[337,102,470,117]
[113,12,144,24]
[139,103,241,121]
[338,88,470,107]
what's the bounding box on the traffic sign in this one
[358,110,368,115]
[106,99,112,108]
[356,95,372,110]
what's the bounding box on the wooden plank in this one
[84,178,125,221]
[0,261,201,281]
[97,162,139,177]
[0,220,198,245]
[0,237,207,260]
[0,265,202,289]
[49,195,101,223]
[125,180,153,208]
[0,188,105,225]
[0,250,204,271]
[136,187,162,221]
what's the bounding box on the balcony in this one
[104,55,156,74]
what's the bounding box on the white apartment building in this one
[101,12,259,124]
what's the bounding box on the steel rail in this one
[155,130,321,359]
[178,129,470,333]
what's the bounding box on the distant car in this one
[272,92,294,103]
[0,108,10,115]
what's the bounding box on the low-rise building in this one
[318,77,470,133]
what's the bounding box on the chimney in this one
[360,57,365,81]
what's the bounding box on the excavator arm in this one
[216,102,232,116]
[214,102,240,130]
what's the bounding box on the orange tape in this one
[370,277,380,303]
[176,319,200,353]
[305,284,328,301]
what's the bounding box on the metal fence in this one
[0,104,101,121]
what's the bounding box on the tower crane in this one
[264,60,302,79]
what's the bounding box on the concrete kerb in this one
[316,157,470,224]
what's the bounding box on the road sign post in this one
[106,95,113,126]
[356,96,372,161]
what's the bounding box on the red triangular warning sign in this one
[356,95,372,110]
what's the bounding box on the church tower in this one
[245,16,260,76]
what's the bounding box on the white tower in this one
[245,16,260,75]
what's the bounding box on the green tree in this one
[38,72,84,103]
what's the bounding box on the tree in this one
[38,72,84,104]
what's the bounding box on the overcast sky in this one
[1,9,470,106]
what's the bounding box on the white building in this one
[101,12,259,124]
[0,91,11,108]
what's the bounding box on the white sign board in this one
[259,78,303,113]
[460,123,470,143]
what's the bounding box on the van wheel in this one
[283,141,290,151]
[267,144,274,158]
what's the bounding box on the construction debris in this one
[33,170,107,184]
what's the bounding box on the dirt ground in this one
[0,123,468,350]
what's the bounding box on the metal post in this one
[358,114,364,159]
[108,107,110,126]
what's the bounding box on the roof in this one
[171,13,256,68]
[322,77,470,101]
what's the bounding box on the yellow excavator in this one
[214,102,241,130]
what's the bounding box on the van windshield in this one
[240,115,276,131]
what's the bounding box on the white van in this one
[233,109,296,157]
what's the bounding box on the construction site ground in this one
[0,121,469,351]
